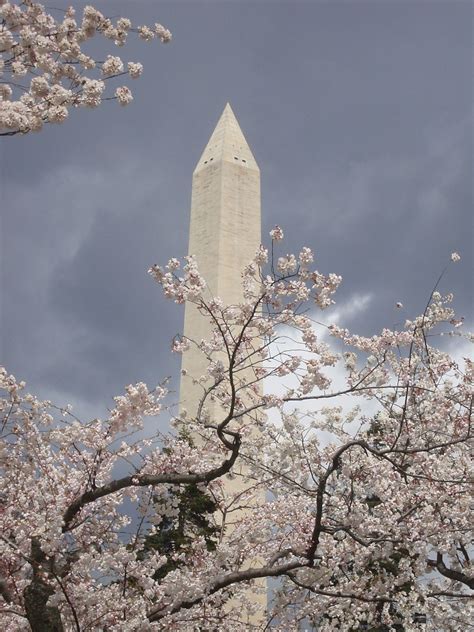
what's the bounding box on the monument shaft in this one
[179,104,266,625]
[180,103,261,419]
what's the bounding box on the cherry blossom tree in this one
[0,0,171,136]
[0,230,472,631]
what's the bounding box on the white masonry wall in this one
[180,103,261,421]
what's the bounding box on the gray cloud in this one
[2,0,471,419]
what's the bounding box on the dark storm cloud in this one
[47,201,182,400]
[278,119,472,332]
[2,0,472,419]
[2,149,185,414]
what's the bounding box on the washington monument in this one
[180,103,261,420]
[179,103,265,624]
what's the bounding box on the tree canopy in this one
[1,231,471,630]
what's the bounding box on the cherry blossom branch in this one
[0,2,171,135]
[147,559,306,621]
[62,435,241,532]
[286,572,393,604]
[428,554,474,590]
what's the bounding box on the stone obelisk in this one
[180,103,261,419]
[179,103,265,625]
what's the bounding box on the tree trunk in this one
[24,581,64,632]
[23,539,64,632]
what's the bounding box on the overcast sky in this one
[1,0,472,422]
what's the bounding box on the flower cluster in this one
[148,255,207,303]
[0,1,171,135]
[108,381,166,432]
[269,225,284,241]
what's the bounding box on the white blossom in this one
[270,225,284,241]
[127,61,143,78]
[115,85,133,105]
[101,54,124,75]
[154,23,172,43]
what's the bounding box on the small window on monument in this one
[234,156,238,160]
[210,157,213,161]
[204,161,208,164]
[242,159,247,163]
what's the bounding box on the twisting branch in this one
[286,572,393,604]
[147,560,306,621]
[62,435,241,532]
[428,554,474,590]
